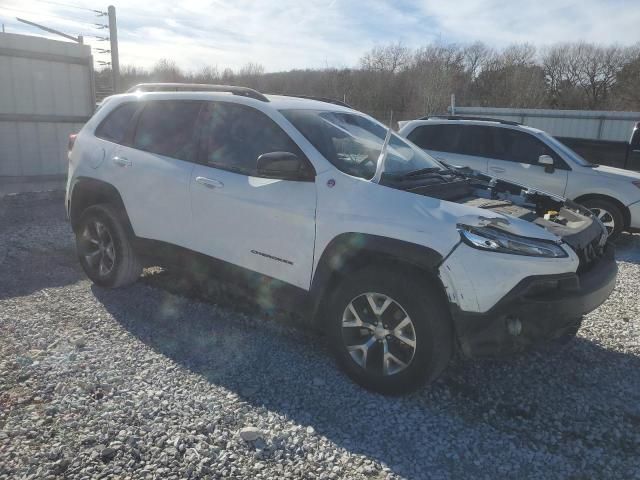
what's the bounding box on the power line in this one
[30,0,106,15]
[0,5,88,23]
[0,6,102,38]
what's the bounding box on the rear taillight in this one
[68,134,77,153]
[68,134,77,163]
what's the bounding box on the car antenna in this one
[372,111,393,183]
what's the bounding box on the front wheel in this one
[75,204,142,288]
[581,198,624,240]
[327,266,453,394]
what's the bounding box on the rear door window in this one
[199,101,307,176]
[437,124,465,153]
[95,102,138,144]
[132,100,203,162]
[461,126,495,158]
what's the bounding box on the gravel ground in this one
[1,191,639,480]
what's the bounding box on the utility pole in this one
[108,5,120,93]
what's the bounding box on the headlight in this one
[457,225,568,258]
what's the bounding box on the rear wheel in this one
[581,198,624,239]
[327,266,453,394]
[75,204,142,288]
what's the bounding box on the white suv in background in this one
[67,86,616,393]
[398,116,640,238]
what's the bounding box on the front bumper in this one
[628,200,640,231]
[452,244,617,357]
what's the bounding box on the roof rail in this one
[420,115,521,126]
[126,83,270,102]
[278,94,352,108]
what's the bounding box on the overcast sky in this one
[1,0,638,72]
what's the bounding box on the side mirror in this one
[256,152,313,180]
[538,154,555,173]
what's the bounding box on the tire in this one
[581,198,624,240]
[326,265,453,394]
[553,318,582,346]
[75,203,142,288]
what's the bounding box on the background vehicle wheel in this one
[327,266,453,394]
[75,204,142,288]
[581,198,623,239]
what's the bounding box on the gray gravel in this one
[1,191,639,480]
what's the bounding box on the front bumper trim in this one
[452,244,617,357]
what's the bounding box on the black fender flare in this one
[309,232,444,324]
[68,177,134,234]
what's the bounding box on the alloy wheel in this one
[341,292,417,376]
[80,220,116,277]
[590,207,615,235]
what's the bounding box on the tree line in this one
[95,41,640,122]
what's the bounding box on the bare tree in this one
[151,59,183,82]
[502,43,536,67]
[611,44,640,110]
[462,41,492,79]
[360,42,412,73]
[194,65,220,84]
[106,40,640,121]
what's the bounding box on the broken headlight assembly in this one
[457,225,568,258]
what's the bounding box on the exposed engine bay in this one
[380,165,609,269]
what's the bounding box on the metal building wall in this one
[0,33,94,181]
[452,107,640,143]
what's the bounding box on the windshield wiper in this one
[400,167,443,177]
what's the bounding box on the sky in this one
[1,0,638,72]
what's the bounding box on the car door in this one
[488,127,569,196]
[627,122,640,171]
[188,101,317,290]
[406,123,489,173]
[104,100,202,246]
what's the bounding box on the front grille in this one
[575,236,605,274]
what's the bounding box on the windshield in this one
[280,109,443,179]
[540,132,593,167]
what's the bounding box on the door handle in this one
[490,166,505,173]
[112,156,131,167]
[195,176,224,189]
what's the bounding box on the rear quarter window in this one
[132,100,203,162]
[95,102,139,144]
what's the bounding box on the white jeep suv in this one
[398,116,640,239]
[66,85,617,393]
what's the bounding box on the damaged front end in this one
[381,165,609,272]
[380,165,617,356]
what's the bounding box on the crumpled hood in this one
[455,211,560,242]
[448,172,608,251]
[378,163,605,249]
[411,165,603,244]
